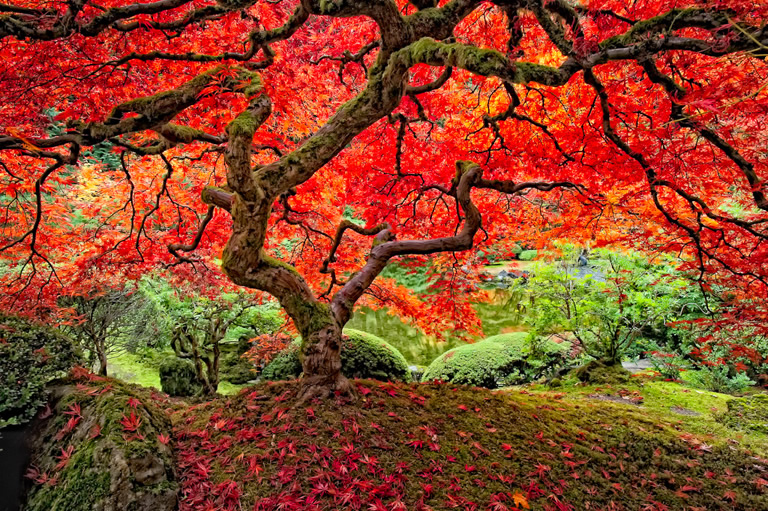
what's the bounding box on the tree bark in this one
[296,312,352,401]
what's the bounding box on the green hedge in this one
[518,250,538,261]
[0,315,81,427]
[421,333,568,389]
[158,358,202,397]
[261,329,411,382]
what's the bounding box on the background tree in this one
[520,249,698,365]
[0,0,767,398]
[59,290,148,376]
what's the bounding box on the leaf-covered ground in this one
[167,380,768,511]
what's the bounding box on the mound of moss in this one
[719,394,768,434]
[159,358,202,397]
[572,359,632,385]
[0,314,81,428]
[261,329,411,382]
[171,381,768,510]
[421,332,568,388]
[23,375,177,511]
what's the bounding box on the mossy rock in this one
[158,358,202,397]
[421,333,569,389]
[0,314,82,428]
[260,329,411,382]
[718,394,768,434]
[23,379,177,511]
[572,359,632,385]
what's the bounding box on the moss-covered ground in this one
[170,379,768,510]
[530,371,768,458]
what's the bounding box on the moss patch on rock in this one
[23,375,177,511]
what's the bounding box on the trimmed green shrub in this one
[511,244,523,257]
[260,329,411,382]
[421,333,569,389]
[220,338,257,384]
[260,341,302,381]
[518,249,538,261]
[158,358,202,397]
[0,315,81,428]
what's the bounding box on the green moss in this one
[572,359,632,385]
[227,110,260,138]
[422,332,569,388]
[719,394,768,434]
[25,379,177,510]
[170,380,768,509]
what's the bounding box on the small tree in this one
[59,291,147,376]
[157,288,279,394]
[520,250,694,365]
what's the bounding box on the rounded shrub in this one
[260,341,302,381]
[260,329,411,382]
[421,333,569,389]
[518,249,538,261]
[0,314,81,427]
[158,358,202,397]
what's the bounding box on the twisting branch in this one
[167,206,215,265]
[330,161,581,324]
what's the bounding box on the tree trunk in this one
[97,351,108,377]
[296,310,352,401]
[96,338,108,377]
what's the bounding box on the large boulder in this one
[23,378,178,511]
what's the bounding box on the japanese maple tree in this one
[1,0,767,398]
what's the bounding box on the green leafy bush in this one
[518,250,538,261]
[0,315,81,428]
[158,358,202,397]
[220,338,257,384]
[421,333,569,389]
[686,365,755,394]
[260,329,411,382]
[259,342,303,381]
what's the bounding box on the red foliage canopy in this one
[0,0,767,365]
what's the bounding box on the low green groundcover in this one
[0,314,81,428]
[421,332,568,388]
[719,394,768,434]
[261,329,411,382]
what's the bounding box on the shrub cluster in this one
[0,315,81,427]
[421,333,569,388]
[158,358,202,397]
[260,329,411,382]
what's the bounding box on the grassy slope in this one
[171,380,768,511]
